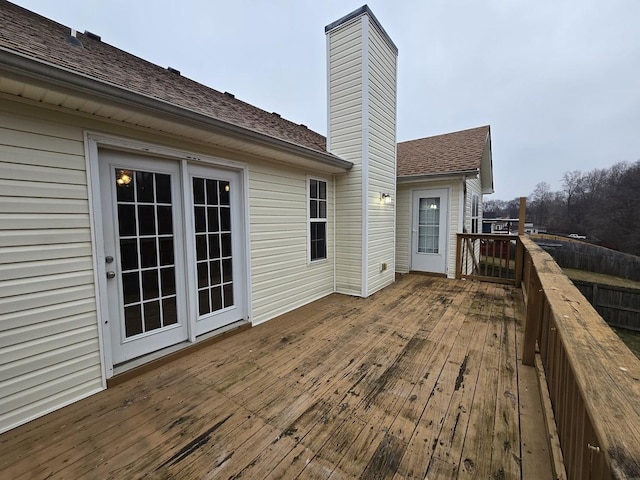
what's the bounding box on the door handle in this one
[106,271,116,279]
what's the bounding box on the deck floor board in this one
[0,274,553,479]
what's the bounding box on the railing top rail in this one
[457,233,519,241]
[520,235,640,477]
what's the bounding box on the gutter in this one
[397,168,480,183]
[0,48,353,172]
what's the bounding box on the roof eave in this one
[397,169,480,184]
[0,48,353,172]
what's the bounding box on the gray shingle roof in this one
[0,1,328,154]
[397,125,490,177]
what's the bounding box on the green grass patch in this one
[613,327,640,360]
[563,268,640,290]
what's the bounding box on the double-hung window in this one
[308,178,327,262]
[471,193,480,233]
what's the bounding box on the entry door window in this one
[192,177,234,317]
[115,168,178,337]
[418,197,440,254]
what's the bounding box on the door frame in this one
[409,187,451,274]
[85,132,252,379]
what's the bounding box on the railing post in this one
[518,196,526,235]
[515,237,524,287]
[522,269,542,366]
[455,234,462,279]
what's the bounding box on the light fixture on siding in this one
[116,169,132,186]
[381,192,392,204]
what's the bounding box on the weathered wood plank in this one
[0,274,545,480]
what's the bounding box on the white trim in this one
[325,32,331,153]
[332,174,337,293]
[360,15,370,298]
[458,180,465,233]
[83,131,109,387]
[306,175,329,265]
[241,166,253,324]
[180,159,197,343]
[471,192,480,233]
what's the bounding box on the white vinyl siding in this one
[328,17,364,296]
[328,12,397,297]
[248,161,334,325]
[395,180,462,278]
[0,108,103,434]
[465,176,483,234]
[0,97,340,432]
[366,20,397,296]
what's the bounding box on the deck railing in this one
[457,232,640,479]
[455,233,522,285]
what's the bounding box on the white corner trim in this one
[361,15,370,298]
[332,174,337,293]
[326,32,332,153]
[242,166,253,325]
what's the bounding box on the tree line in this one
[484,160,640,256]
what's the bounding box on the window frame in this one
[471,193,480,234]
[307,176,328,263]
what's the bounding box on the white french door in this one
[100,151,188,364]
[411,188,449,274]
[99,149,246,367]
[187,165,245,335]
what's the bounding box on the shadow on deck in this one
[0,274,552,479]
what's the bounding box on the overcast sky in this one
[11,0,640,200]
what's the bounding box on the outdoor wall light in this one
[381,192,392,204]
[116,169,132,186]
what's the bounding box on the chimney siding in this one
[327,7,397,297]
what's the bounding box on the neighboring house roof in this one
[0,1,350,170]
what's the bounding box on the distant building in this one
[482,219,546,235]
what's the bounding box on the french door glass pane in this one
[115,168,178,338]
[193,176,234,317]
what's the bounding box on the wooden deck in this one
[0,274,553,479]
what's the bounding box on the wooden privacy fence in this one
[572,280,640,332]
[531,234,640,282]
[455,233,522,285]
[520,236,640,480]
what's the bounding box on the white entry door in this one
[411,188,449,274]
[99,149,247,366]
